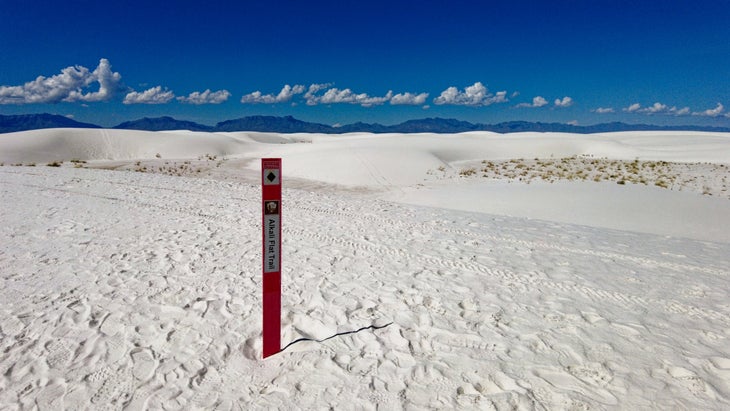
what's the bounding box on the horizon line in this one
[4,112,730,132]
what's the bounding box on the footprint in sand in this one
[666,365,716,399]
[534,367,617,405]
[66,299,91,324]
[34,380,66,410]
[45,339,74,369]
[88,367,134,406]
[105,334,128,364]
[704,357,730,392]
[190,366,222,408]
[61,384,89,411]
[123,385,155,411]
[99,314,125,336]
[131,348,158,381]
[567,362,613,387]
[0,315,26,337]
[363,376,404,408]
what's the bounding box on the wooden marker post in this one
[261,158,282,358]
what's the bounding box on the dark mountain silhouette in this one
[335,122,391,133]
[0,113,101,134]
[3,113,730,134]
[113,116,213,132]
[214,115,332,133]
[390,118,478,133]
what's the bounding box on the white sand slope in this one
[0,128,255,164]
[1,128,729,409]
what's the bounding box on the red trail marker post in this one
[261,158,282,358]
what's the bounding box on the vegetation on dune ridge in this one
[4,154,727,200]
[438,156,728,199]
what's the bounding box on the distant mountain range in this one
[0,113,101,134]
[2,113,730,134]
[113,116,213,132]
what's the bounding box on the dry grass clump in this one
[130,155,224,176]
[437,156,729,199]
[459,167,477,177]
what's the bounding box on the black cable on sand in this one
[280,322,394,352]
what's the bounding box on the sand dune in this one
[1,128,729,409]
[0,128,255,164]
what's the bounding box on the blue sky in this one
[1,0,729,127]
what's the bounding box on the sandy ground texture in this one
[1,129,729,409]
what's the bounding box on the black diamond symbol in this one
[267,172,277,182]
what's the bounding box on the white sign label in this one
[264,214,280,273]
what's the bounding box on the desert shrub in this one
[459,167,477,177]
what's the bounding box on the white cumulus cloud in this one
[624,102,690,116]
[390,92,429,105]
[0,58,122,104]
[178,89,231,104]
[317,88,394,107]
[249,83,431,107]
[123,86,175,104]
[593,107,615,114]
[303,83,333,106]
[241,84,306,104]
[433,82,508,106]
[693,103,724,117]
[645,102,669,114]
[66,58,122,102]
[554,96,574,108]
[673,107,691,116]
[624,103,641,112]
[516,96,548,108]
[300,85,397,107]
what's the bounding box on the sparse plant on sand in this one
[459,167,477,177]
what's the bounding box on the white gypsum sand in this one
[0,128,729,409]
